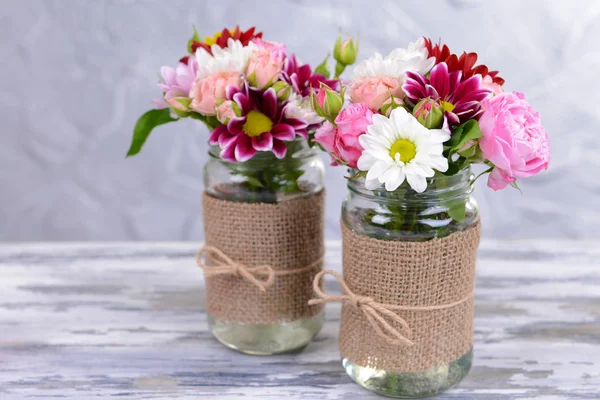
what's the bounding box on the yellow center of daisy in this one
[389,139,417,163]
[204,30,236,46]
[440,101,455,113]
[243,111,273,137]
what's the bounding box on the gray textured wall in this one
[2,0,596,241]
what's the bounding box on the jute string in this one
[201,191,325,324]
[309,270,475,347]
[197,246,324,293]
[337,220,481,372]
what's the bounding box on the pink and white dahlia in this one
[154,57,199,109]
[403,62,491,126]
[209,85,309,162]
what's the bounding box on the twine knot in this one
[308,270,414,347]
[196,246,275,292]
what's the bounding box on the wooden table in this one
[1,241,599,399]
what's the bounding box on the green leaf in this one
[127,109,177,157]
[441,162,461,176]
[451,120,483,151]
[345,170,367,180]
[245,176,265,188]
[187,25,201,54]
[314,54,331,78]
[448,202,466,223]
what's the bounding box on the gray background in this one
[1,0,596,241]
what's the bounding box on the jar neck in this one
[209,138,317,170]
[347,167,474,206]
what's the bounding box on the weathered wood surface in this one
[0,241,599,399]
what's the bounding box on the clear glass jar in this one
[341,167,479,398]
[203,139,325,355]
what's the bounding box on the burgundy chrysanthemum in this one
[209,85,308,162]
[282,54,338,97]
[403,62,491,126]
[424,38,505,86]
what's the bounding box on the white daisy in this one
[284,92,325,126]
[195,38,257,80]
[351,38,435,82]
[357,107,450,193]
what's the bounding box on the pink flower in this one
[216,100,238,124]
[334,103,374,167]
[251,38,287,56]
[349,76,403,111]
[481,75,504,96]
[189,71,242,116]
[246,48,284,89]
[313,103,374,168]
[154,57,198,108]
[313,121,337,158]
[479,92,550,191]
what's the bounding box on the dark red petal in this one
[271,124,295,141]
[272,139,287,159]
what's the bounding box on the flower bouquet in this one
[129,26,358,355]
[308,38,550,397]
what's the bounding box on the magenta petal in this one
[430,63,450,99]
[220,142,237,162]
[226,85,242,100]
[272,139,287,159]
[218,131,238,148]
[453,75,483,103]
[284,118,308,130]
[262,88,278,119]
[252,132,274,151]
[405,71,428,87]
[209,126,227,145]
[271,124,295,141]
[228,117,246,135]
[234,134,257,162]
[403,81,427,100]
[425,84,440,99]
[295,129,308,139]
[445,111,460,125]
[233,92,252,114]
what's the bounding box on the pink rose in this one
[349,76,404,111]
[247,49,284,89]
[251,38,287,56]
[481,75,503,96]
[333,103,374,167]
[190,72,241,116]
[479,92,550,191]
[216,100,238,124]
[313,121,337,164]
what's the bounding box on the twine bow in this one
[196,246,275,292]
[308,269,414,346]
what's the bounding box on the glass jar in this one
[341,167,479,398]
[203,139,325,355]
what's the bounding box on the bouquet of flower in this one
[128,26,357,199]
[311,37,550,233]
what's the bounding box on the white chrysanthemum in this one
[351,38,435,81]
[357,107,450,193]
[195,38,257,80]
[284,92,325,125]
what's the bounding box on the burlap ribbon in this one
[201,191,325,324]
[336,221,481,372]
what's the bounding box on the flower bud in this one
[311,83,344,121]
[333,35,358,66]
[167,97,192,117]
[271,81,292,101]
[381,96,404,117]
[413,98,444,129]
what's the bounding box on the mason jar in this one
[202,138,325,355]
[340,167,479,398]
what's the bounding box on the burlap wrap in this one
[340,221,481,372]
[202,191,325,324]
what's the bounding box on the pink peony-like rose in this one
[334,103,374,167]
[479,92,550,191]
[481,75,503,96]
[247,48,284,89]
[313,121,337,162]
[313,103,374,168]
[190,72,242,116]
[349,76,404,111]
